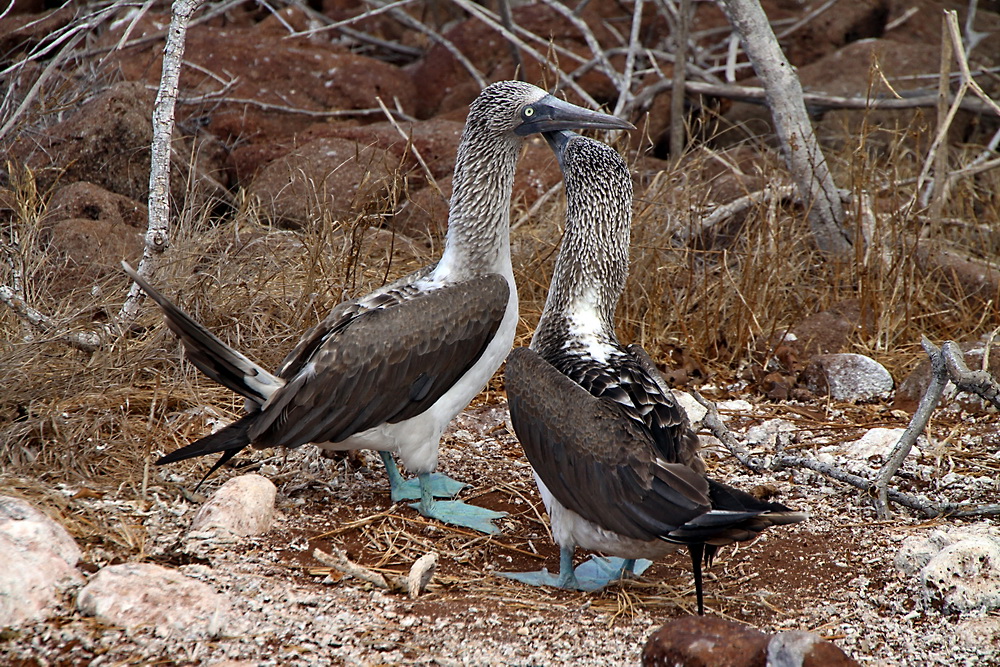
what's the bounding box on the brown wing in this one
[505,347,711,542]
[248,274,510,448]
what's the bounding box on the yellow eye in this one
[524,107,535,117]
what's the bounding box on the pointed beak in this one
[515,94,634,136]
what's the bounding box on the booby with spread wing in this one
[125,81,633,534]
[502,131,805,611]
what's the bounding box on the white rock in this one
[407,552,438,599]
[77,563,231,637]
[803,353,894,401]
[839,427,907,461]
[920,536,1000,613]
[895,526,999,575]
[714,399,753,417]
[0,496,82,626]
[0,495,81,567]
[188,474,276,539]
[674,391,707,424]
[745,419,796,448]
[954,616,1000,651]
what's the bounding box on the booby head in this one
[469,81,633,137]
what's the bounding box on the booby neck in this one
[532,133,633,354]
[435,122,520,282]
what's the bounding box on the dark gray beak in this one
[515,94,634,136]
[542,129,576,163]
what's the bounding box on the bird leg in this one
[572,555,652,591]
[379,451,466,502]
[689,543,706,615]
[408,472,507,535]
[498,544,580,588]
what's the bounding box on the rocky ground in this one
[3,395,1000,666]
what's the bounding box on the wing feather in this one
[506,347,710,542]
[249,274,510,448]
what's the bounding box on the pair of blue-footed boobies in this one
[502,130,806,614]
[124,81,632,535]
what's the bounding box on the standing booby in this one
[502,130,805,612]
[124,81,633,535]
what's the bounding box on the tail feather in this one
[123,261,282,405]
[666,479,807,546]
[155,413,255,466]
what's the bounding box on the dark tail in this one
[156,413,255,490]
[123,261,280,405]
[673,480,807,615]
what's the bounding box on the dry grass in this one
[3,119,999,489]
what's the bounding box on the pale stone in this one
[188,474,276,539]
[802,353,894,401]
[839,427,908,461]
[895,526,999,576]
[920,536,1000,614]
[0,496,82,626]
[77,563,230,637]
[407,552,438,599]
[674,391,707,424]
[0,495,81,567]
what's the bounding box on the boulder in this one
[188,474,277,540]
[77,563,231,637]
[800,353,893,401]
[0,496,82,627]
[642,617,858,667]
[246,137,400,228]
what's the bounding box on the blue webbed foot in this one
[390,473,467,502]
[572,556,653,591]
[501,550,652,591]
[410,498,507,535]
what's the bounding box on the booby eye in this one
[523,106,535,117]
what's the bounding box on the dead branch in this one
[668,0,691,163]
[312,547,437,598]
[719,0,850,258]
[873,337,948,518]
[0,285,106,352]
[119,0,204,328]
[627,78,997,117]
[694,357,1000,521]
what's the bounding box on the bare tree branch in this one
[119,0,204,328]
[719,0,851,258]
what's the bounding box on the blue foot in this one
[500,569,572,588]
[379,451,466,502]
[390,473,467,502]
[501,554,653,592]
[501,545,580,589]
[410,498,507,534]
[573,556,653,591]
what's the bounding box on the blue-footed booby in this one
[502,131,806,612]
[124,81,633,535]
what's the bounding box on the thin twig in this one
[874,337,947,518]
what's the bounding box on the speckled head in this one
[468,81,634,137]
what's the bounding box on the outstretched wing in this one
[249,274,511,448]
[505,347,711,542]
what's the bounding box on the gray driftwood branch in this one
[718,0,851,258]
